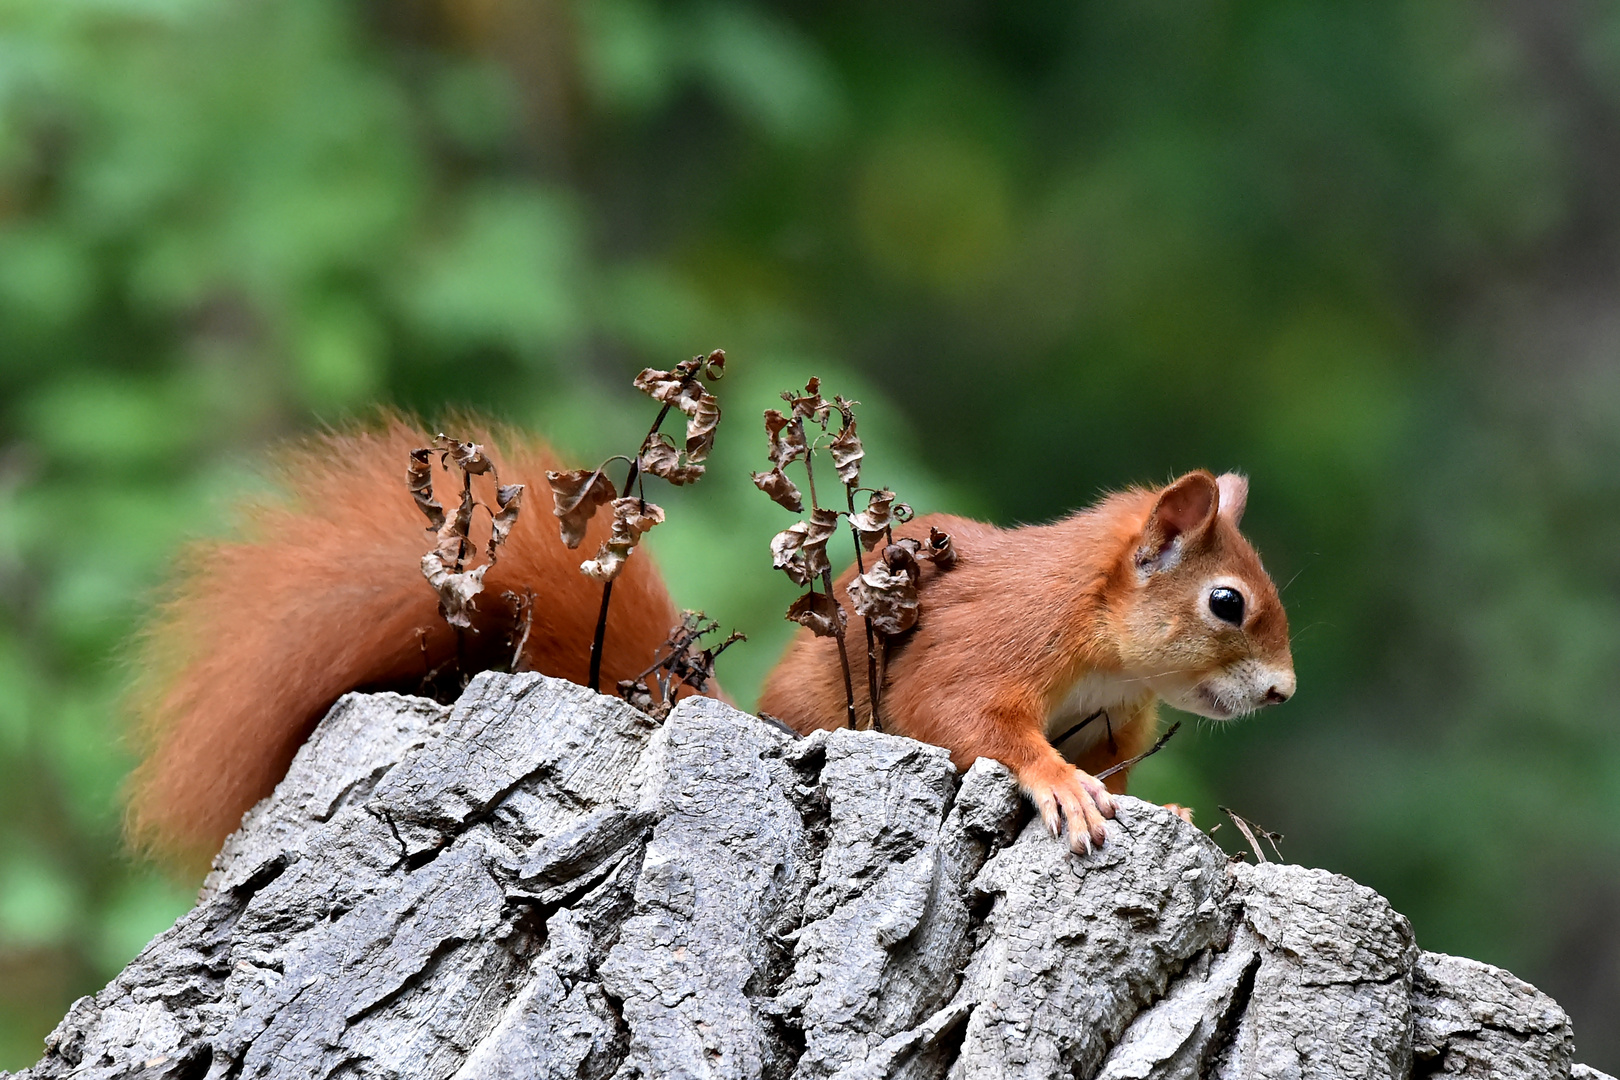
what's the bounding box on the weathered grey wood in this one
[367,672,662,856]
[443,907,627,1080]
[1095,941,1260,1080]
[945,799,1235,1080]
[201,692,451,903]
[777,733,1020,1080]
[598,695,817,1080]
[1412,951,1575,1079]
[6,673,1611,1080]
[1214,864,1418,1080]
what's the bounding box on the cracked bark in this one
[3,674,1607,1080]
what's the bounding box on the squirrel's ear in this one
[1137,470,1219,572]
[1216,472,1248,528]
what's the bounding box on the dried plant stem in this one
[1051,708,1105,752]
[588,582,614,692]
[874,637,888,724]
[454,470,472,682]
[803,449,858,729]
[510,590,534,672]
[453,472,472,570]
[820,570,859,730]
[588,402,673,692]
[1094,720,1182,780]
[1218,806,1285,863]
[844,493,882,731]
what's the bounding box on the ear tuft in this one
[1137,470,1219,571]
[1216,472,1248,528]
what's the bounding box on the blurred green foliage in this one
[3,0,1619,1069]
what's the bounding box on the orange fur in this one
[757,471,1294,852]
[125,416,678,865]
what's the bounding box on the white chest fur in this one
[1044,670,1152,756]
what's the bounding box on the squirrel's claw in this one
[1036,794,1063,840]
[1026,763,1114,854]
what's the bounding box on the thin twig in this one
[588,580,613,692]
[510,589,534,671]
[821,568,859,729]
[837,408,883,731]
[803,442,857,729]
[874,635,888,727]
[453,470,472,571]
[624,612,745,712]
[1218,806,1284,863]
[845,488,882,730]
[1094,720,1182,781]
[420,655,458,697]
[1052,708,1105,751]
[453,469,472,683]
[589,401,673,691]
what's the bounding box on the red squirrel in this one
[126,418,1293,865]
[758,470,1294,853]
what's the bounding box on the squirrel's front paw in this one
[1023,762,1115,854]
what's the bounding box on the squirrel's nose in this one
[1263,671,1296,705]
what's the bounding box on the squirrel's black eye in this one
[1208,587,1245,625]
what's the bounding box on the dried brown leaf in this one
[700,348,727,380]
[505,588,535,670]
[764,409,807,468]
[485,483,524,562]
[786,590,845,638]
[925,525,957,569]
[641,609,743,699]
[783,377,830,425]
[848,489,899,550]
[770,507,840,585]
[407,448,445,531]
[434,434,493,475]
[679,630,744,694]
[633,360,722,463]
[881,540,923,583]
[847,561,919,636]
[770,522,817,586]
[684,386,720,462]
[580,537,634,582]
[632,366,687,405]
[430,480,478,569]
[829,418,863,487]
[639,432,705,485]
[609,497,665,544]
[798,544,831,582]
[751,466,804,512]
[770,521,807,564]
[803,506,842,550]
[546,469,618,549]
[579,498,664,583]
[420,554,488,628]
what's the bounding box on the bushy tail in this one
[125,415,679,865]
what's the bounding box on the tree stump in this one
[5,672,1610,1080]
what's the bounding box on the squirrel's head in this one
[1112,470,1294,721]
